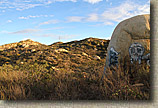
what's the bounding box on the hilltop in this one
[0,37,110,69]
[0,39,43,50]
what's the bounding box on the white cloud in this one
[101,0,150,23]
[103,21,114,25]
[65,0,149,26]
[18,14,53,19]
[83,0,103,4]
[86,13,99,22]
[39,19,60,26]
[0,0,77,11]
[6,20,12,23]
[67,16,84,22]
[15,3,42,11]
[19,16,28,19]
[55,0,77,2]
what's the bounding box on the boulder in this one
[105,14,150,68]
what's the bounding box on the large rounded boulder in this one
[105,14,150,68]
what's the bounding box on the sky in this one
[0,0,150,45]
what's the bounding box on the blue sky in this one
[0,0,150,45]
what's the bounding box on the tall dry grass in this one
[0,58,150,100]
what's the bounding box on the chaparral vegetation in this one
[0,38,150,100]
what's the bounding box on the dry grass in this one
[0,58,150,100]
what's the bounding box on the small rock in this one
[52,66,56,69]
[31,49,36,52]
[94,48,97,50]
[51,66,59,71]
[22,44,29,48]
[93,56,101,60]
[20,62,24,64]
[55,48,69,53]
[82,52,88,56]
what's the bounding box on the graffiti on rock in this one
[109,47,119,67]
[129,43,144,64]
[129,43,150,66]
[142,53,150,66]
[107,43,150,70]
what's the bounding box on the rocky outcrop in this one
[0,39,41,50]
[105,14,150,67]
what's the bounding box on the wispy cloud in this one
[83,0,103,4]
[0,30,9,34]
[0,0,106,12]
[9,27,67,35]
[67,16,84,22]
[18,14,54,19]
[67,0,150,26]
[66,14,100,23]
[0,0,77,11]
[8,28,79,40]
[103,21,114,26]
[18,16,29,20]
[86,13,99,22]
[39,19,60,26]
[10,29,41,34]
[52,27,65,30]
[6,20,12,23]
[54,0,77,2]
[101,0,150,23]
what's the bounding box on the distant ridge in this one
[0,37,110,50]
[0,37,110,66]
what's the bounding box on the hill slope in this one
[0,37,150,100]
[0,37,110,71]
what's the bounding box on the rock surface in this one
[106,14,150,67]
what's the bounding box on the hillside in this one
[0,37,110,68]
[0,37,150,100]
